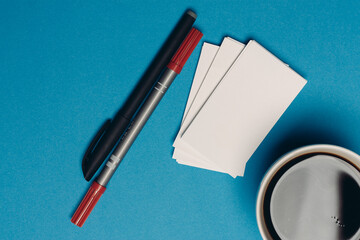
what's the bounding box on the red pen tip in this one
[168,28,203,74]
[71,182,106,227]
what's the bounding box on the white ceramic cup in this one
[256,144,360,240]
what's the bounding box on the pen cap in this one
[71,181,106,227]
[167,28,203,74]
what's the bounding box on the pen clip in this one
[82,119,111,174]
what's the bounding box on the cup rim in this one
[256,144,360,240]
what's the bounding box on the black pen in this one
[82,10,197,181]
[72,28,203,227]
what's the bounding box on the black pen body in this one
[82,10,197,181]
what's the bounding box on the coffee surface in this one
[270,154,360,240]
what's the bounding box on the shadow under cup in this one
[256,145,360,240]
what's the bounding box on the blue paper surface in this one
[0,0,359,239]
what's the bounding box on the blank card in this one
[174,42,222,171]
[173,37,245,175]
[180,40,307,176]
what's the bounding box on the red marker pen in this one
[71,28,203,227]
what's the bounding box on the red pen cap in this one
[71,181,106,227]
[167,28,203,74]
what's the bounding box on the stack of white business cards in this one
[172,37,307,178]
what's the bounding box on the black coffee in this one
[263,154,360,240]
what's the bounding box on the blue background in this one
[1,0,359,239]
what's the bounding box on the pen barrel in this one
[120,11,196,119]
[96,28,203,187]
[82,11,197,181]
[97,69,178,186]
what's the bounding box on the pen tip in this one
[71,182,106,227]
[186,10,197,19]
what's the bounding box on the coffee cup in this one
[256,144,360,240]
